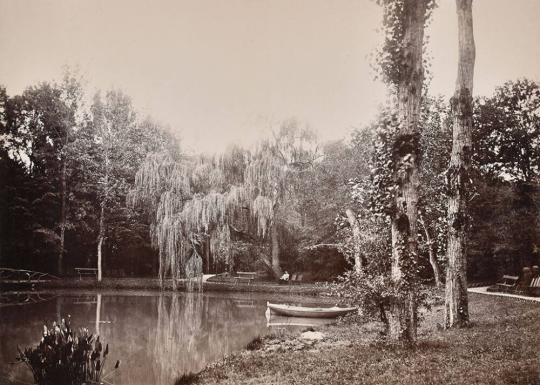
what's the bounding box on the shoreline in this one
[4,282,540,384]
[4,277,326,296]
[191,292,540,385]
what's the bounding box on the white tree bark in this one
[345,208,362,273]
[97,203,105,282]
[58,129,69,275]
[445,0,475,328]
[96,121,110,283]
[419,215,442,287]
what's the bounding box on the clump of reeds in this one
[16,315,118,385]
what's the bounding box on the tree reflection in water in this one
[153,293,265,384]
[0,292,269,385]
[155,293,202,383]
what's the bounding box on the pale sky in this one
[1,0,539,153]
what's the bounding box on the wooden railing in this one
[0,267,60,284]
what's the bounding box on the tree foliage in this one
[470,79,540,274]
[1,75,178,276]
[474,79,540,184]
[129,120,320,282]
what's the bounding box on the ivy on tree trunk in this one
[445,0,476,328]
[386,0,429,343]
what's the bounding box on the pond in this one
[0,290,325,385]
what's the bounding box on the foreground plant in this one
[16,315,119,385]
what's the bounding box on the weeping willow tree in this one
[243,120,319,277]
[129,152,194,287]
[129,122,317,283]
[128,149,249,287]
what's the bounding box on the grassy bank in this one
[191,293,540,385]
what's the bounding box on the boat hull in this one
[266,313,335,327]
[267,302,356,319]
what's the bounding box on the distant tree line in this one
[0,72,178,276]
[1,72,538,288]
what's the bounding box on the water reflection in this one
[0,291,57,307]
[0,291,270,385]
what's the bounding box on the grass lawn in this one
[191,293,540,385]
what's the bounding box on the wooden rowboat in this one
[267,302,357,319]
[265,310,335,327]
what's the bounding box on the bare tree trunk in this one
[388,0,428,343]
[345,208,362,272]
[270,219,282,278]
[445,0,475,328]
[205,238,210,274]
[97,202,105,282]
[58,130,69,276]
[419,215,442,286]
[96,137,109,283]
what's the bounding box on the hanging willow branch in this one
[129,151,249,286]
[129,152,193,287]
[129,123,319,284]
[180,192,227,233]
[251,195,273,237]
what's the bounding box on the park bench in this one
[74,267,98,280]
[235,271,257,285]
[289,273,304,285]
[237,271,257,279]
[528,270,540,296]
[495,275,519,292]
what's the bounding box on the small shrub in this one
[246,336,263,351]
[16,315,115,385]
[246,336,263,350]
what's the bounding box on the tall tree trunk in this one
[205,237,210,274]
[345,208,362,272]
[419,215,442,287]
[388,0,428,343]
[58,130,69,276]
[97,202,105,282]
[96,138,109,283]
[445,0,475,328]
[270,219,282,278]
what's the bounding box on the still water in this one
[0,290,304,385]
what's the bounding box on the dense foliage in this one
[470,79,540,278]
[0,74,178,276]
[333,80,540,325]
[1,75,539,284]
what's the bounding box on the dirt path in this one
[468,286,540,303]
